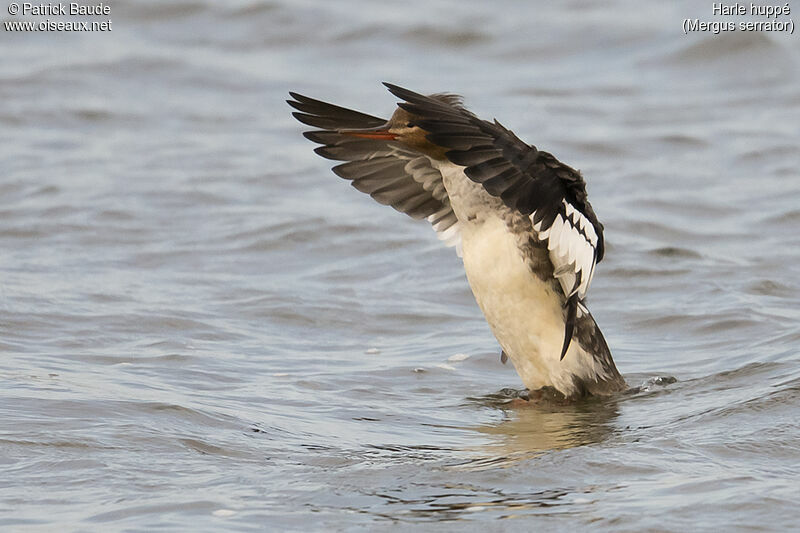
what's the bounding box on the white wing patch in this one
[428,206,462,256]
[532,199,599,300]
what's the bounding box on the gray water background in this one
[1,0,799,530]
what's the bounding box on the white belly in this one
[460,216,574,392]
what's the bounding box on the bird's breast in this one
[460,213,570,382]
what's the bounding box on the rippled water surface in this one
[2,1,799,530]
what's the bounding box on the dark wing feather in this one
[287,92,461,251]
[288,91,386,129]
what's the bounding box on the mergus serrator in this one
[288,83,626,399]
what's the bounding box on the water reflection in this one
[356,393,623,522]
[455,391,622,470]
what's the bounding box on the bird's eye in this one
[405,122,415,128]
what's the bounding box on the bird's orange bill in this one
[338,126,397,140]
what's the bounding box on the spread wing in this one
[287,92,461,252]
[383,83,604,302]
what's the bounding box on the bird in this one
[287,83,626,399]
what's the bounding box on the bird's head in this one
[338,107,447,160]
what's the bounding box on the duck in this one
[287,83,626,399]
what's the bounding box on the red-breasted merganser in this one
[288,83,626,399]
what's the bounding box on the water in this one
[1,0,799,530]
